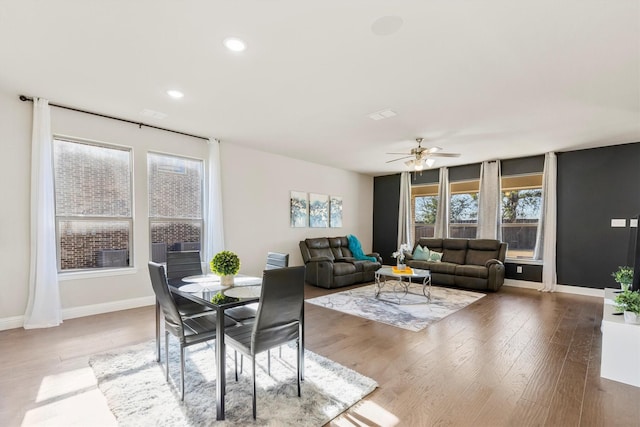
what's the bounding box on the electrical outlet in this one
[516,266,523,274]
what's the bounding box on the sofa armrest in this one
[366,252,383,263]
[403,251,414,261]
[485,259,503,268]
[485,259,505,291]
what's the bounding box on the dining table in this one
[168,273,262,421]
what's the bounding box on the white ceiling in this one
[1,1,638,176]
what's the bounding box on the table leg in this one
[216,307,226,420]
[300,303,305,381]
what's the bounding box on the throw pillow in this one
[412,245,431,260]
[428,250,443,262]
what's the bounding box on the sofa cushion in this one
[417,238,443,253]
[413,245,430,260]
[429,251,443,262]
[455,264,489,279]
[333,261,357,276]
[465,239,500,266]
[305,238,335,261]
[440,239,468,264]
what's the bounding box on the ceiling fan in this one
[386,137,461,171]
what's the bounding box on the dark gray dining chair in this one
[224,266,305,419]
[148,261,235,401]
[225,252,289,324]
[154,251,213,362]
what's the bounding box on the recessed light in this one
[368,109,397,121]
[223,37,247,52]
[166,90,184,99]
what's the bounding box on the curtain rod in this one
[19,95,209,141]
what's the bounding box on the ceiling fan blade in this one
[427,152,461,158]
[386,155,413,163]
[386,152,412,155]
[426,146,442,154]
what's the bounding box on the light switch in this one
[631,219,638,228]
[611,219,626,227]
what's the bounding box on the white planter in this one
[623,311,640,325]
[221,275,234,286]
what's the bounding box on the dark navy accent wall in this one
[556,143,640,288]
[373,174,401,265]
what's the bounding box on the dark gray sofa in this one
[405,238,507,291]
[299,236,382,288]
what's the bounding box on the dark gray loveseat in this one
[299,236,382,288]
[405,238,507,291]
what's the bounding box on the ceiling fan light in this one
[414,161,424,171]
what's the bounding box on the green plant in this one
[612,266,634,289]
[210,292,238,305]
[614,289,640,314]
[210,250,240,276]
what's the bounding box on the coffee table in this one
[374,266,431,304]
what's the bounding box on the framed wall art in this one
[309,193,329,228]
[290,191,308,227]
[330,195,342,227]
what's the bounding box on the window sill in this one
[505,258,542,266]
[58,267,138,281]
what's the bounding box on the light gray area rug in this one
[306,283,485,332]
[89,340,377,426]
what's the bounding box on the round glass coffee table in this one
[374,266,431,304]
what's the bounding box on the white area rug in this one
[89,340,377,426]
[306,283,486,332]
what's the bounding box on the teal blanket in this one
[347,235,377,262]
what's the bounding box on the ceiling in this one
[1,1,638,176]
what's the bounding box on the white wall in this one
[0,89,374,328]
[220,143,374,277]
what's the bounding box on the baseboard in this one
[504,279,605,298]
[0,296,155,331]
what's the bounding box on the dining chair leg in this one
[252,357,257,420]
[155,300,161,362]
[165,331,170,382]
[267,349,271,376]
[180,345,185,401]
[240,354,244,374]
[234,350,238,381]
[297,340,301,397]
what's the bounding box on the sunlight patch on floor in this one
[22,367,116,427]
[332,400,400,426]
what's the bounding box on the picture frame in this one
[290,191,308,228]
[309,193,329,228]
[330,195,342,227]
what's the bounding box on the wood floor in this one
[2,285,639,426]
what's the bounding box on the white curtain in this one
[534,152,558,292]
[397,171,412,248]
[204,139,225,269]
[477,160,502,240]
[24,98,62,329]
[434,167,449,238]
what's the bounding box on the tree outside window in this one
[501,174,543,259]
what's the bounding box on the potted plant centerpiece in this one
[612,266,634,291]
[210,250,241,286]
[614,288,640,324]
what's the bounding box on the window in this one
[450,180,479,238]
[411,184,438,241]
[501,174,542,259]
[53,138,133,271]
[148,153,204,263]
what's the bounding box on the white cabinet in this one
[601,288,640,387]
